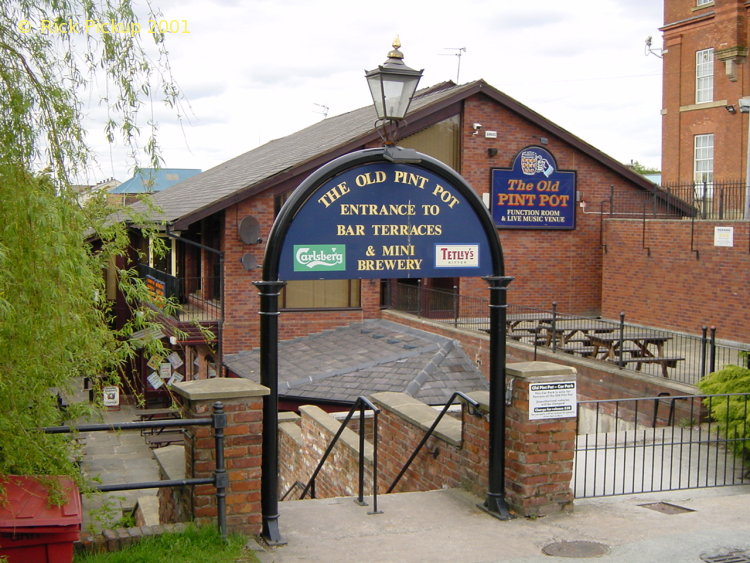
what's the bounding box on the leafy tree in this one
[697,365,750,460]
[0,1,180,483]
[626,160,660,175]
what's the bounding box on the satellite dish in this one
[238,216,261,244]
[241,253,257,270]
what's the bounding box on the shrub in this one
[697,365,750,460]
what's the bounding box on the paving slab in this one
[76,402,163,531]
[256,486,750,563]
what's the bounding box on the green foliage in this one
[697,365,750,459]
[0,167,119,479]
[626,160,660,175]
[0,1,182,486]
[0,0,182,181]
[74,524,251,563]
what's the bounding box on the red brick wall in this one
[459,94,652,315]
[179,395,263,534]
[601,219,750,342]
[221,196,384,354]
[661,0,750,182]
[378,410,464,494]
[277,406,373,499]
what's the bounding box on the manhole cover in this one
[701,552,750,563]
[639,501,694,515]
[542,540,609,558]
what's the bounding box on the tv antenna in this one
[313,103,329,119]
[644,36,664,59]
[441,47,467,82]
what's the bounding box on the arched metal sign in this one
[265,148,501,281]
[256,147,512,543]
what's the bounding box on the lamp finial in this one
[388,36,404,60]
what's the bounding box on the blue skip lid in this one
[0,476,82,531]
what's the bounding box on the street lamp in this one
[365,37,423,146]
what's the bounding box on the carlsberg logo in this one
[293,245,346,271]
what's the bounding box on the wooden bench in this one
[561,345,597,357]
[608,356,685,377]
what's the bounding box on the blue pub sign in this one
[491,146,576,230]
[278,160,496,280]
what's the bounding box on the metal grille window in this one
[696,48,714,104]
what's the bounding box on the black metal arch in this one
[256,147,512,544]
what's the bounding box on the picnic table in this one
[135,407,181,435]
[505,313,555,332]
[585,333,684,377]
[537,319,616,347]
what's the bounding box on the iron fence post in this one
[700,326,708,378]
[417,279,423,317]
[369,409,381,515]
[453,285,459,328]
[254,280,287,545]
[356,402,366,506]
[710,327,717,373]
[551,301,558,353]
[618,312,625,368]
[212,401,228,540]
[482,275,513,520]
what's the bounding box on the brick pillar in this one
[172,378,269,534]
[504,361,577,517]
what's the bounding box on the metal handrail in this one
[299,396,381,514]
[280,480,307,501]
[43,402,228,539]
[387,391,480,494]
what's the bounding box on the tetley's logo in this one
[293,245,346,271]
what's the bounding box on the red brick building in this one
[122,79,678,393]
[661,0,750,183]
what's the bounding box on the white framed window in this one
[694,134,714,201]
[696,48,714,104]
[696,0,712,6]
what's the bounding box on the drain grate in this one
[542,540,609,558]
[639,501,694,514]
[701,552,750,563]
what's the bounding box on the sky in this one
[80,0,665,184]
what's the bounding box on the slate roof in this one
[224,319,488,406]
[131,79,670,230]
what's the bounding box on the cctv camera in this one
[472,123,482,130]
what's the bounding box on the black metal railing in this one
[604,180,748,221]
[575,393,750,498]
[385,282,750,386]
[137,263,221,323]
[387,391,480,493]
[44,401,228,539]
[297,396,381,513]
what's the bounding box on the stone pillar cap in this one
[506,361,577,380]
[172,377,270,401]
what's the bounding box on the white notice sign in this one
[102,385,119,407]
[528,381,576,420]
[714,226,734,247]
[147,372,164,390]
